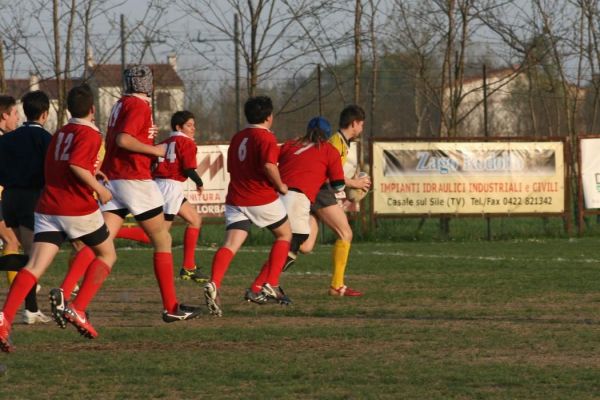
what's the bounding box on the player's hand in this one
[155,143,167,157]
[96,186,113,205]
[277,183,288,195]
[196,186,204,197]
[96,170,109,184]
[353,174,371,191]
[148,125,159,140]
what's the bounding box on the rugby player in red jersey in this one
[0,85,116,351]
[203,96,292,316]
[153,110,207,284]
[245,116,345,300]
[98,65,201,323]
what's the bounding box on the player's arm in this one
[264,163,287,194]
[69,165,112,205]
[183,168,204,196]
[116,133,166,157]
[260,135,287,194]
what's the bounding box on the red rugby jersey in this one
[153,132,198,182]
[278,140,344,202]
[36,119,102,216]
[225,126,280,206]
[101,95,153,180]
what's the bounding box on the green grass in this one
[2,238,600,399]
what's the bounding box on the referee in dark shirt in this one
[0,91,52,256]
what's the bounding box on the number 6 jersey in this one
[36,118,103,216]
[226,125,280,206]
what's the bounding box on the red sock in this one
[2,269,36,324]
[266,240,290,287]
[61,246,95,298]
[210,247,234,288]
[251,262,269,293]
[71,259,111,312]
[182,227,200,270]
[116,226,151,244]
[153,252,178,313]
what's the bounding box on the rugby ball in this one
[345,172,369,202]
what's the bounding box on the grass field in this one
[1,234,600,399]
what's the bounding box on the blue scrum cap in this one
[307,116,332,139]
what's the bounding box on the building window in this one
[157,92,171,111]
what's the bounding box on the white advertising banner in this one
[580,138,600,209]
[183,144,229,217]
[372,141,565,215]
[183,143,361,217]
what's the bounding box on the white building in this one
[6,54,184,136]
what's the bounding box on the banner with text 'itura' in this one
[372,141,565,215]
[183,144,230,217]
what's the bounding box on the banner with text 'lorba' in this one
[372,141,565,215]
[183,144,229,217]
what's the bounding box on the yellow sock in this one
[331,240,351,289]
[3,249,19,285]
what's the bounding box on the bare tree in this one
[179,0,335,97]
[354,0,362,105]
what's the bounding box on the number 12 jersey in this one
[36,119,103,216]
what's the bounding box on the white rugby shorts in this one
[100,179,164,216]
[279,191,310,234]
[34,209,105,239]
[224,198,287,228]
[154,178,184,215]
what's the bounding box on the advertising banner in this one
[372,141,565,215]
[183,143,362,217]
[183,144,229,217]
[581,138,600,209]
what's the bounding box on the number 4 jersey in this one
[36,119,103,216]
[152,131,198,182]
[226,125,280,206]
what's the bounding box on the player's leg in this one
[177,201,207,283]
[259,219,293,304]
[0,237,63,352]
[0,253,44,325]
[14,227,33,258]
[204,226,248,316]
[246,198,292,304]
[136,209,201,322]
[137,209,177,309]
[65,221,115,339]
[315,204,361,296]
[56,240,91,302]
[279,192,311,272]
[299,215,319,254]
[107,179,200,322]
[0,220,20,285]
[12,223,48,322]
[115,226,151,244]
[50,211,125,329]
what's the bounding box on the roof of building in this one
[3,62,182,99]
[461,67,520,85]
[6,78,83,100]
[84,63,184,88]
